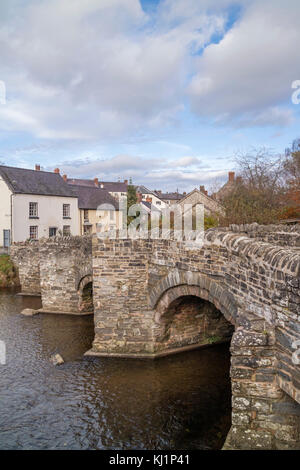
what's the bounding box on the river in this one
[0,288,231,450]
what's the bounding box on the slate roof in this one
[67,178,127,192]
[157,192,184,201]
[141,201,161,212]
[71,185,119,210]
[135,185,154,194]
[0,165,77,197]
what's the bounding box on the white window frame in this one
[29,226,38,240]
[63,204,70,218]
[29,202,38,218]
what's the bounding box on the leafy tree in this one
[127,184,139,226]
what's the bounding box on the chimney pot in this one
[54,168,60,174]
[228,171,235,183]
[94,177,99,187]
[124,179,128,185]
[200,185,205,193]
[63,174,67,182]
[35,164,40,171]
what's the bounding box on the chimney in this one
[183,192,186,196]
[228,171,235,183]
[204,190,208,196]
[63,174,67,182]
[236,176,242,184]
[200,185,205,193]
[146,197,152,203]
[136,192,143,203]
[94,177,99,187]
[54,168,60,174]
[124,179,128,185]
[35,164,40,171]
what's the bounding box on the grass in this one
[0,255,18,287]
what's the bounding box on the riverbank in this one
[0,255,20,288]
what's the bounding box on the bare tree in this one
[219,149,285,225]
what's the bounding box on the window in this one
[109,210,115,221]
[29,226,38,239]
[63,225,71,236]
[29,202,38,218]
[156,201,161,205]
[84,209,89,222]
[63,204,70,218]
[84,225,92,234]
[49,227,57,237]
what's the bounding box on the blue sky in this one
[0,0,300,193]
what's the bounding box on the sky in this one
[0,0,300,193]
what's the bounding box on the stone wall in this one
[10,240,40,294]
[224,223,300,247]
[91,237,156,354]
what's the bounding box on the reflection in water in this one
[0,289,231,450]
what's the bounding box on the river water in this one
[0,289,231,450]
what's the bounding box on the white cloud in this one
[55,153,225,192]
[0,0,227,140]
[188,0,300,127]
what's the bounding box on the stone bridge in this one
[11,224,300,450]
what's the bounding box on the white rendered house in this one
[0,165,79,248]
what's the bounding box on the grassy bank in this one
[0,255,19,288]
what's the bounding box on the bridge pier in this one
[11,236,93,315]
[225,328,300,449]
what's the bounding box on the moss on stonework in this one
[0,255,19,288]
[205,335,223,344]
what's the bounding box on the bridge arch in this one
[78,274,93,313]
[150,270,239,326]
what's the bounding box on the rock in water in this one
[20,308,38,316]
[50,353,64,366]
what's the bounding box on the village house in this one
[214,171,237,201]
[72,184,123,235]
[154,190,185,205]
[0,164,79,248]
[135,190,162,216]
[178,185,225,216]
[67,176,128,200]
[135,185,167,209]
